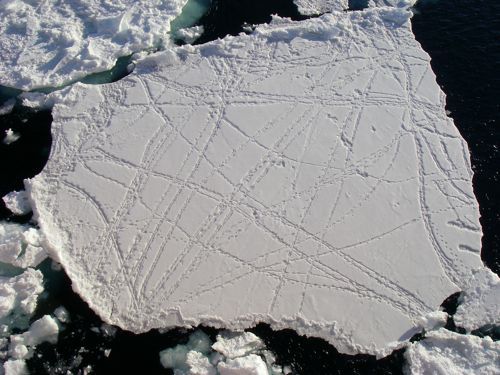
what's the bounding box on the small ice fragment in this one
[53,306,70,323]
[188,330,212,354]
[100,323,117,337]
[2,191,31,216]
[185,351,217,375]
[2,359,28,375]
[9,315,59,359]
[415,311,448,331]
[2,129,19,145]
[217,354,269,375]
[0,269,44,322]
[212,332,265,359]
[405,328,500,375]
[0,99,15,115]
[454,268,500,332]
[0,223,47,268]
[175,26,204,44]
[159,344,190,370]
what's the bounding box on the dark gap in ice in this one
[412,0,500,276]
[438,292,466,334]
[27,259,190,374]
[347,0,370,11]
[249,324,405,374]
[0,86,23,106]
[471,324,500,341]
[190,0,318,45]
[0,105,52,222]
[28,260,406,374]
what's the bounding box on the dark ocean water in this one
[0,0,498,373]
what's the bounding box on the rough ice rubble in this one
[8,315,59,361]
[0,224,46,269]
[2,191,31,216]
[292,0,416,14]
[404,328,500,375]
[0,269,43,327]
[27,6,485,356]
[454,268,500,332]
[292,0,348,15]
[160,331,280,375]
[0,0,190,90]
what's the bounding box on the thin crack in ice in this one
[26,7,484,355]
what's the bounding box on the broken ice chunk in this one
[2,191,31,216]
[454,269,500,332]
[405,329,500,375]
[0,223,47,269]
[0,269,44,327]
[2,129,19,145]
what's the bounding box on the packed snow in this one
[27,6,484,356]
[160,330,281,375]
[404,328,500,375]
[0,0,193,90]
[454,268,500,332]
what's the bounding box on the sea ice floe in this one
[28,7,484,355]
[0,0,191,90]
[454,268,500,332]
[404,328,500,375]
[2,191,31,216]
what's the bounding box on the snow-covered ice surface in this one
[404,328,500,375]
[27,7,485,356]
[454,268,500,332]
[0,0,190,90]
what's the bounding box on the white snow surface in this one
[454,268,500,332]
[28,8,484,355]
[2,191,31,216]
[0,0,189,90]
[404,328,500,375]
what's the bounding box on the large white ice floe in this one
[0,0,189,90]
[404,328,500,375]
[28,7,484,355]
[454,268,500,332]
